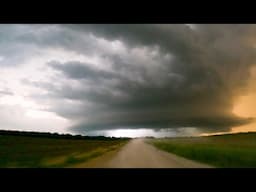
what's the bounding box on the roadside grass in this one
[0,134,129,168]
[42,142,126,167]
[149,132,256,168]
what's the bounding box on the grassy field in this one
[0,131,129,168]
[150,132,256,168]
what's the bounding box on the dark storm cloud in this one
[66,24,191,50]
[48,61,118,81]
[17,24,256,133]
[0,24,101,67]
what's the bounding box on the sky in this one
[1,24,256,137]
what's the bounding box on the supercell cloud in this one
[0,24,256,136]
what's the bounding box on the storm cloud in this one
[1,24,256,136]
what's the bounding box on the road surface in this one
[72,139,212,168]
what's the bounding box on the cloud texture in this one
[1,24,256,136]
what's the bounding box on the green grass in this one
[0,134,128,168]
[149,132,256,168]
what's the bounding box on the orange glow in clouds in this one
[232,94,256,118]
[231,67,256,133]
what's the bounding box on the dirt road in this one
[72,139,212,168]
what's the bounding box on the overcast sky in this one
[1,24,256,137]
